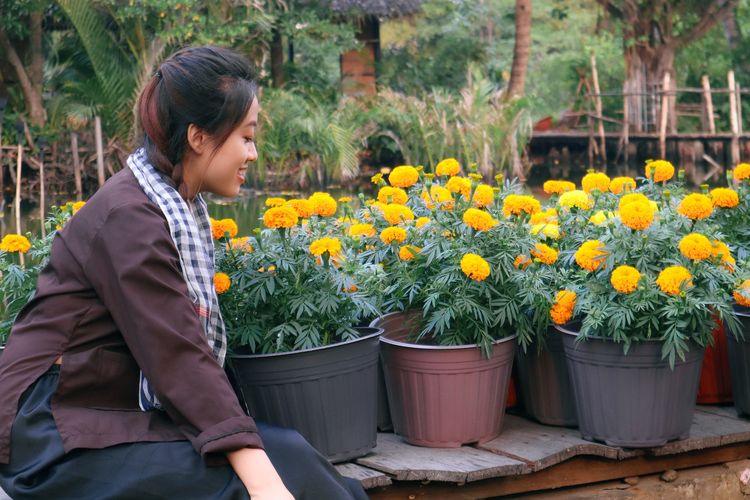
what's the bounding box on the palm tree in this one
[507,0,532,98]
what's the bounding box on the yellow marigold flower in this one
[710,188,739,208]
[582,172,611,193]
[609,176,636,194]
[435,158,460,176]
[415,217,430,228]
[735,280,750,307]
[610,265,640,294]
[530,223,560,239]
[285,199,313,218]
[263,206,299,229]
[550,289,576,325]
[0,234,31,253]
[711,240,736,271]
[378,186,408,205]
[214,272,231,295]
[619,200,654,231]
[460,253,491,282]
[657,266,693,295]
[389,165,419,188]
[679,233,713,261]
[529,208,558,225]
[463,208,499,231]
[229,237,253,252]
[72,201,86,214]
[575,240,608,272]
[589,210,608,225]
[619,192,650,209]
[472,184,494,208]
[309,237,342,257]
[380,227,407,244]
[338,197,352,203]
[308,193,338,217]
[503,194,541,218]
[468,173,482,181]
[349,223,376,238]
[558,190,592,210]
[734,163,750,181]
[531,243,558,265]
[515,254,532,269]
[645,160,675,182]
[371,173,384,184]
[677,193,713,220]
[398,245,421,261]
[543,180,576,195]
[445,176,472,199]
[265,197,286,207]
[382,203,415,225]
[421,185,454,210]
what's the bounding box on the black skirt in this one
[0,365,367,500]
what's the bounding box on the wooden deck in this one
[336,405,750,499]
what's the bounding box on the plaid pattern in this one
[128,148,227,411]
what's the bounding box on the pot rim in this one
[228,326,382,359]
[554,322,669,343]
[380,331,517,350]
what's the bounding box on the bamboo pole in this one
[737,83,743,135]
[38,138,46,238]
[659,72,671,159]
[729,70,740,166]
[590,55,606,166]
[622,90,630,166]
[71,132,82,201]
[702,75,716,133]
[14,121,24,267]
[94,116,105,187]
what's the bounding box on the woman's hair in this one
[136,46,257,198]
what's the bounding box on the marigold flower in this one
[619,200,654,230]
[388,165,419,188]
[265,197,286,207]
[445,176,472,199]
[415,217,430,228]
[710,188,739,208]
[589,210,608,225]
[575,240,608,272]
[371,173,384,184]
[285,199,313,218]
[619,193,650,209]
[515,254,532,269]
[309,237,342,258]
[349,223,376,238]
[229,237,253,252]
[382,203,415,225]
[609,177,636,194]
[711,240,736,271]
[308,193,338,217]
[645,160,675,182]
[558,190,592,210]
[72,201,86,214]
[460,253,491,281]
[543,180,576,195]
[550,290,576,325]
[378,186,408,205]
[399,245,421,261]
[0,234,31,253]
[679,233,713,261]
[677,193,713,220]
[529,208,558,225]
[472,184,495,208]
[263,206,299,229]
[610,265,640,294]
[735,280,750,307]
[211,218,239,239]
[734,163,750,181]
[214,272,231,294]
[657,266,693,295]
[463,208,498,231]
[503,194,541,218]
[380,227,407,244]
[582,172,611,193]
[530,223,560,239]
[435,158,460,176]
[421,185,454,210]
[338,197,351,203]
[531,243,558,265]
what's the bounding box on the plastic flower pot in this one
[227,327,381,463]
[726,306,750,416]
[516,329,578,427]
[556,323,704,448]
[697,317,733,404]
[374,310,516,448]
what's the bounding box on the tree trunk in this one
[270,27,284,87]
[0,29,46,127]
[723,8,742,50]
[623,44,676,133]
[507,0,532,98]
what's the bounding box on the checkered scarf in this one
[128,147,227,411]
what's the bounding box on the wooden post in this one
[94,116,105,187]
[38,138,47,238]
[590,55,606,166]
[736,83,743,136]
[14,121,24,266]
[701,75,716,133]
[622,90,630,166]
[659,72,671,159]
[729,70,740,166]
[71,132,82,201]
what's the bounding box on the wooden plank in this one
[355,433,528,483]
[334,463,392,489]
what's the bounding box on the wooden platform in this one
[335,405,750,499]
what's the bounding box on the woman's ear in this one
[186,123,209,155]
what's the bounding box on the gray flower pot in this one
[556,324,704,448]
[516,331,578,427]
[726,306,750,416]
[227,327,381,463]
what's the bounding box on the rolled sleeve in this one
[83,202,263,460]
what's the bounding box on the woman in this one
[0,46,367,500]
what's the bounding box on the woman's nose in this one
[246,142,257,162]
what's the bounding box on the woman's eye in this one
[245,137,254,143]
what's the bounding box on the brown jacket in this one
[0,167,263,465]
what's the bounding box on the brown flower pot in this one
[374,311,516,448]
[697,317,733,404]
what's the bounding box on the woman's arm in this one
[227,448,293,499]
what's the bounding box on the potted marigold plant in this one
[215,196,383,463]
[364,163,536,447]
[555,172,742,448]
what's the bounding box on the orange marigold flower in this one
[618,192,649,209]
[710,188,739,208]
[415,217,430,228]
[308,192,338,217]
[421,185,453,210]
[582,172,611,193]
[378,186,408,205]
[619,200,654,230]
[398,245,421,261]
[679,233,713,261]
[460,253,491,281]
[214,272,231,294]
[610,265,640,294]
[531,243,558,265]
[229,237,253,252]
[263,206,299,229]
[349,223,376,238]
[388,165,419,188]
[735,280,750,307]
[265,197,286,207]
[657,266,693,295]
[645,160,675,182]
[543,180,576,195]
[285,199,314,218]
[211,218,239,239]
[575,240,608,272]
[445,176,472,199]
[472,184,495,208]
[0,234,31,253]
[734,163,750,181]
[609,176,636,194]
[382,203,415,225]
[515,254,532,269]
[503,194,541,218]
[550,289,576,325]
[72,201,86,214]
[380,227,407,244]
[558,190,592,210]
[711,240,736,271]
[463,208,499,231]
[677,193,713,220]
[435,158,460,176]
[529,208,558,224]
[309,237,342,258]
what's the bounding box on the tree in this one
[597,0,738,132]
[507,0,531,98]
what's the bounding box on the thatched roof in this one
[329,0,422,18]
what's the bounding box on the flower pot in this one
[228,327,381,463]
[376,359,393,431]
[556,324,704,448]
[516,330,578,427]
[697,317,733,404]
[726,306,750,416]
[374,310,516,448]
[506,375,518,409]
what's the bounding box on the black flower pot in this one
[726,306,750,416]
[228,327,381,463]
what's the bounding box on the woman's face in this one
[200,97,260,197]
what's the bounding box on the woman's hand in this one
[227,447,294,499]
